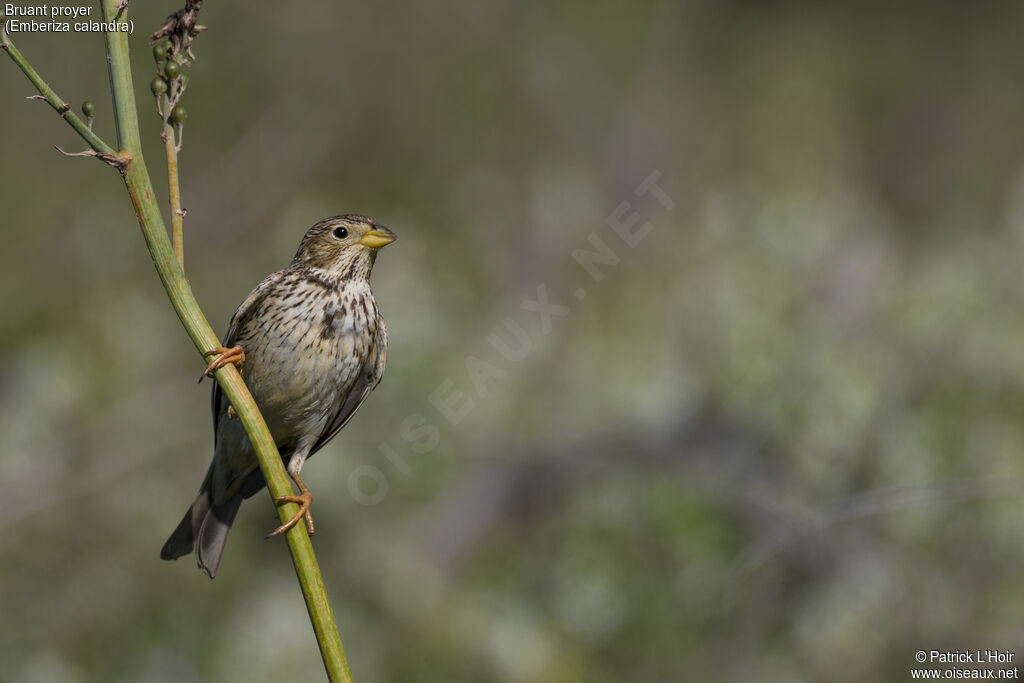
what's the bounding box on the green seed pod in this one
[81,101,95,118]
[164,60,181,79]
[153,43,168,62]
[171,105,188,124]
[150,77,168,95]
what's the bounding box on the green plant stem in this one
[158,74,185,269]
[0,21,116,156]
[100,2,353,678]
[3,5,352,681]
[163,119,185,269]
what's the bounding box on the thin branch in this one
[1,20,118,159]
[162,127,185,268]
[159,68,185,269]
[54,145,133,171]
[153,15,190,269]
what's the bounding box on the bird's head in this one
[293,214,397,281]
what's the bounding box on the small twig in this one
[54,145,132,172]
[157,70,187,267]
[152,11,193,271]
[163,121,185,268]
[54,146,99,158]
[54,146,100,158]
[1,22,118,159]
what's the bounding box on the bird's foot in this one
[267,472,315,537]
[200,345,245,381]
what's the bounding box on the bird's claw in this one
[267,492,314,537]
[200,345,245,382]
[267,471,315,537]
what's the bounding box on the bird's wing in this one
[210,270,286,439]
[309,318,388,457]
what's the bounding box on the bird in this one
[160,214,396,578]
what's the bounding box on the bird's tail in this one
[160,468,242,579]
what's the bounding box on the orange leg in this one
[267,471,315,538]
[200,345,245,381]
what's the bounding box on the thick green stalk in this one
[3,5,352,680]
[98,3,352,680]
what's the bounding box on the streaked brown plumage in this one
[161,215,396,578]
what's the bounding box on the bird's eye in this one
[333,227,348,239]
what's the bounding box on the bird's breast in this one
[240,285,378,440]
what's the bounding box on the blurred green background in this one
[3,1,1024,681]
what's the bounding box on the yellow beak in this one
[359,227,397,249]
